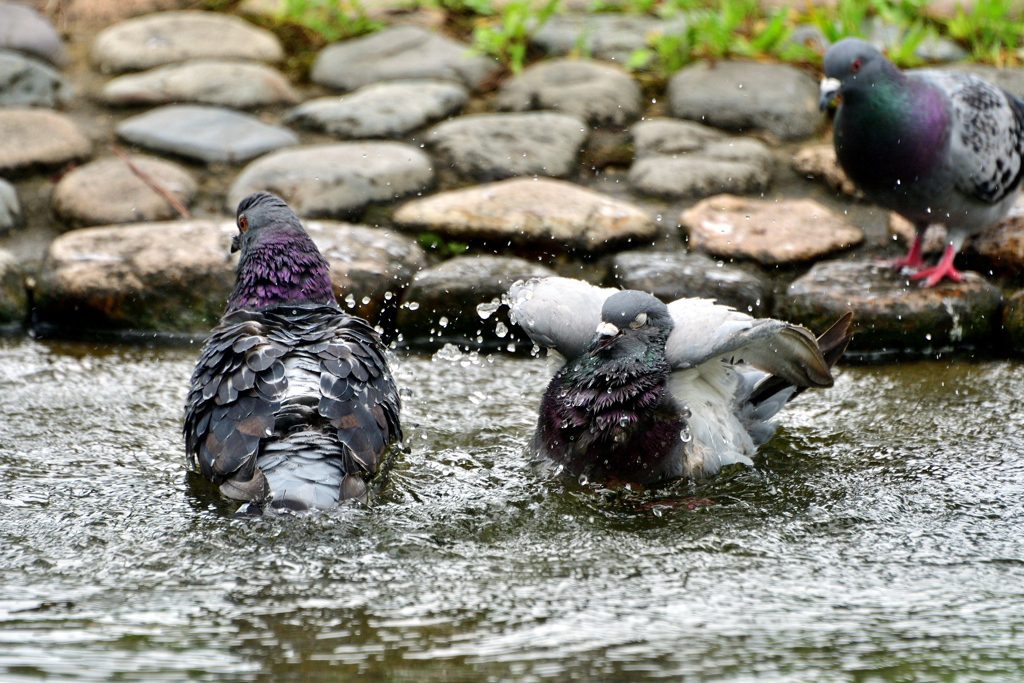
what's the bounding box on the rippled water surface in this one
[1,337,1023,682]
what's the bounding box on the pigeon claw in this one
[907,244,965,288]
[878,233,925,271]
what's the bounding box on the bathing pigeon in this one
[819,37,1024,287]
[508,277,852,484]
[183,192,401,514]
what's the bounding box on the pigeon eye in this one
[629,312,647,329]
[851,59,862,74]
[238,215,248,232]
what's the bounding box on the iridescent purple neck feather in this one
[226,229,336,313]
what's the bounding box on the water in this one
[1,337,1023,682]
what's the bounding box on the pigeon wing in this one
[508,277,619,361]
[664,298,833,389]
[919,70,1024,205]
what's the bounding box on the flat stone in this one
[0,49,73,108]
[34,220,239,332]
[0,178,20,232]
[392,177,656,253]
[777,260,1002,351]
[680,194,863,266]
[496,58,642,127]
[303,221,427,324]
[310,25,501,92]
[396,255,555,347]
[668,60,822,141]
[51,156,197,228]
[0,108,91,176]
[628,118,772,200]
[611,250,769,315]
[0,248,25,325]
[1003,289,1024,353]
[284,79,468,139]
[0,1,67,66]
[101,60,298,109]
[792,144,862,199]
[57,0,193,26]
[961,210,1024,280]
[92,11,284,74]
[531,13,688,64]
[424,112,588,182]
[227,142,434,219]
[116,104,298,165]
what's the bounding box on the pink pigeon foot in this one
[880,233,925,270]
[908,244,965,288]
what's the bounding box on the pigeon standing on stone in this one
[508,277,852,484]
[184,192,401,514]
[819,37,1024,287]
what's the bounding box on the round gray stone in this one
[101,60,299,109]
[531,13,689,64]
[496,58,642,127]
[611,250,770,316]
[424,111,588,182]
[0,49,73,108]
[91,11,284,74]
[0,108,91,176]
[777,260,1002,351]
[0,178,21,232]
[0,247,25,325]
[392,177,656,253]
[51,156,197,228]
[304,220,428,325]
[0,0,67,66]
[34,220,239,332]
[628,118,772,199]
[284,79,468,139]
[668,60,822,141]
[396,254,555,347]
[310,25,501,92]
[227,142,434,218]
[116,104,298,165]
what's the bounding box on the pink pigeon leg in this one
[908,243,965,288]
[882,232,925,270]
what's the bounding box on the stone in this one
[668,60,822,141]
[866,17,967,63]
[239,0,447,30]
[0,178,20,232]
[680,195,863,266]
[304,220,428,324]
[310,25,501,92]
[51,156,197,228]
[100,60,299,109]
[1003,289,1024,353]
[611,250,770,316]
[396,254,555,347]
[116,104,298,165]
[0,49,73,108]
[496,58,643,127]
[0,248,25,325]
[284,79,468,139]
[0,109,91,176]
[792,144,862,199]
[0,1,67,66]
[777,260,1002,351]
[392,177,656,253]
[424,112,588,182]
[961,209,1024,280]
[58,0,193,26]
[34,220,239,332]
[91,11,284,74]
[887,212,949,255]
[531,13,689,64]
[628,118,772,200]
[227,142,434,219]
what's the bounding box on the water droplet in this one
[407,301,420,311]
[506,343,516,353]
[384,291,393,301]
[361,296,371,305]
[438,316,449,328]
[680,427,692,443]
[495,322,508,338]
[433,344,463,362]
[344,293,356,308]
[476,299,501,319]
[578,474,589,486]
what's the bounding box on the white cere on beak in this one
[820,77,841,96]
[596,321,619,337]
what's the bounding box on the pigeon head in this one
[225,192,336,313]
[591,290,674,358]
[820,38,895,111]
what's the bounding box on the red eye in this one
[851,59,862,73]
[238,215,247,232]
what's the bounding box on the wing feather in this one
[507,277,619,360]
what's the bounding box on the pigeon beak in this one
[596,322,619,338]
[230,233,242,254]
[819,77,841,111]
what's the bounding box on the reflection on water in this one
[1,337,1023,681]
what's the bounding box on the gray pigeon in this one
[819,37,1024,287]
[183,192,401,514]
[508,277,852,484]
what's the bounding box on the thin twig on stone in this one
[109,145,192,219]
